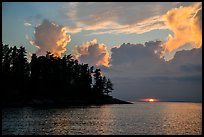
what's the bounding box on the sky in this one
[2,2,202,102]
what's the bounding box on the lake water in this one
[2,102,202,135]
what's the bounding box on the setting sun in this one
[149,99,154,102]
[141,98,158,102]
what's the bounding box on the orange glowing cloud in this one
[29,20,71,57]
[75,39,110,67]
[160,2,202,61]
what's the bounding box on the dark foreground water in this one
[2,102,202,135]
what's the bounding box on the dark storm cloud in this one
[110,41,162,67]
[104,42,202,102]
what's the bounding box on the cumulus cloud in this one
[75,39,110,67]
[29,19,71,57]
[105,42,202,102]
[110,41,163,75]
[160,2,202,61]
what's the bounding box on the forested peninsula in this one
[1,43,131,107]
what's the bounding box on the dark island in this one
[1,43,132,107]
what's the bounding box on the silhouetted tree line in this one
[1,43,113,103]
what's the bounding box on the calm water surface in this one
[2,102,202,135]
